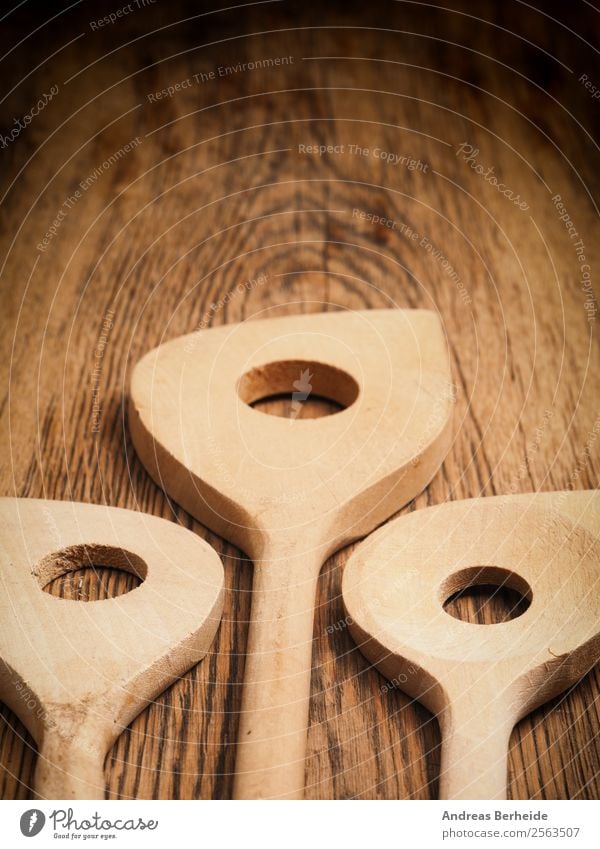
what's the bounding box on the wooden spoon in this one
[129,308,454,798]
[342,491,600,799]
[0,497,224,799]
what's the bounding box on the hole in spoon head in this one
[36,545,146,601]
[237,359,359,419]
[441,566,532,625]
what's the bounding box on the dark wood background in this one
[1,0,598,799]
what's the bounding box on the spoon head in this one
[0,498,224,742]
[129,310,454,558]
[342,492,600,717]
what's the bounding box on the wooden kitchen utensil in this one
[342,491,600,799]
[0,498,224,799]
[129,308,454,798]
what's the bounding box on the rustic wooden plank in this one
[1,0,598,799]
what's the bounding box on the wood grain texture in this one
[1,0,598,799]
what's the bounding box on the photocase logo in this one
[291,368,313,418]
[20,809,45,837]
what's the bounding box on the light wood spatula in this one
[129,309,454,798]
[342,491,600,799]
[0,498,224,799]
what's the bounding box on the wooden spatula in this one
[0,497,224,799]
[129,309,454,798]
[342,491,600,799]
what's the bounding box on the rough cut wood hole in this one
[238,359,360,418]
[42,566,143,603]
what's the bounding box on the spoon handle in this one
[438,700,513,800]
[233,548,321,800]
[34,727,108,799]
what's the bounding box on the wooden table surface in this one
[1,0,598,800]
